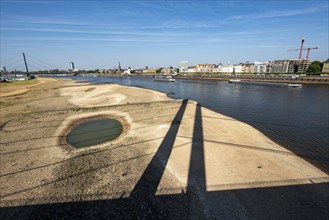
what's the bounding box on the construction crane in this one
[288,38,319,59]
[288,46,319,59]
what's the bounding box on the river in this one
[64,76,329,172]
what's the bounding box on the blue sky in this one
[1,0,328,71]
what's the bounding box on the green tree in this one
[307,61,323,73]
[156,68,163,74]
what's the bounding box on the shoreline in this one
[0,78,328,218]
[41,73,329,85]
[174,74,329,85]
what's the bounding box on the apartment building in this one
[187,66,197,73]
[241,63,254,74]
[142,69,157,74]
[254,61,270,73]
[270,60,290,73]
[212,65,221,73]
[221,64,234,73]
[322,59,329,73]
[234,65,243,73]
[287,59,311,73]
[179,61,189,73]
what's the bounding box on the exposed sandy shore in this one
[0,78,58,97]
[0,78,328,219]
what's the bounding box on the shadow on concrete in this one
[130,99,187,197]
[1,100,328,219]
[186,103,207,218]
[1,183,328,219]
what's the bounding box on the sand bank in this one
[0,78,58,97]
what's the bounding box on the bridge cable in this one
[1,58,23,68]
[26,54,59,69]
[0,54,21,64]
[11,64,26,70]
[26,58,52,70]
[27,63,43,71]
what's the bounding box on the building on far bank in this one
[118,62,122,72]
[322,59,329,73]
[143,68,156,74]
[241,63,254,74]
[123,68,131,75]
[254,61,270,73]
[270,60,289,73]
[212,64,221,73]
[187,66,197,73]
[287,59,311,73]
[221,64,234,73]
[233,65,243,73]
[1,66,7,73]
[196,64,214,73]
[196,64,203,72]
[179,61,189,73]
[70,62,75,71]
[163,67,173,74]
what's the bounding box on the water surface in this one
[66,118,123,148]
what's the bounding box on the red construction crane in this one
[288,38,319,59]
[288,46,319,59]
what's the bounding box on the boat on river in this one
[228,79,302,88]
[287,83,302,88]
[154,76,175,82]
[228,79,241,83]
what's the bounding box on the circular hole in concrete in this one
[66,118,123,148]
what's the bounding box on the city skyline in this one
[1,0,328,71]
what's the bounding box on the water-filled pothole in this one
[66,118,123,148]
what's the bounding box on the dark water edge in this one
[57,76,329,173]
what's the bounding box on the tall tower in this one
[118,62,122,72]
[179,61,188,68]
[1,66,7,73]
[23,52,29,73]
[179,61,188,72]
[70,62,75,71]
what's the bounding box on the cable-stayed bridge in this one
[0,53,70,75]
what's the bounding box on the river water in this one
[67,76,329,172]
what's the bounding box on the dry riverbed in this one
[0,78,328,219]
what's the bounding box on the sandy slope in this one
[0,78,58,97]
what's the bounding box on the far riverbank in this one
[174,73,329,84]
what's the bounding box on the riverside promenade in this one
[0,78,328,219]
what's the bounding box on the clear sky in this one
[1,0,328,71]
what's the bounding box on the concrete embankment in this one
[0,79,328,219]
